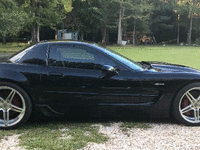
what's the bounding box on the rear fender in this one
[0,69,28,83]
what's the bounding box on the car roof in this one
[37,40,96,46]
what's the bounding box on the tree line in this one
[0,0,200,45]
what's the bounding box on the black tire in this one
[173,82,200,126]
[0,82,32,129]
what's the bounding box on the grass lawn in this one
[0,43,199,149]
[109,45,200,70]
[0,119,109,150]
[0,42,29,54]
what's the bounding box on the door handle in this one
[47,72,64,77]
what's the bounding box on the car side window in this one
[11,44,47,65]
[49,44,117,70]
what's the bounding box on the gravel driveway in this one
[1,120,200,150]
[81,122,200,150]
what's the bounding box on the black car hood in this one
[142,61,200,73]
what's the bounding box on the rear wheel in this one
[173,82,200,126]
[0,82,32,129]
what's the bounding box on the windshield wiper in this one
[140,61,153,69]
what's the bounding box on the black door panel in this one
[41,66,101,113]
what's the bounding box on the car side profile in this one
[0,41,200,129]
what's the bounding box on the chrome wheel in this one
[179,87,200,123]
[0,86,26,127]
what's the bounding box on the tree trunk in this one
[187,13,193,45]
[31,25,35,43]
[177,14,180,44]
[122,6,126,41]
[31,24,40,43]
[2,36,6,45]
[36,25,40,42]
[101,27,106,44]
[62,30,65,39]
[187,1,194,45]
[106,33,109,44]
[133,18,136,45]
[117,2,122,45]
[55,31,58,40]
[62,21,65,39]
[80,32,84,41]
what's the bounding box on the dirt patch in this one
[0,134,26,150]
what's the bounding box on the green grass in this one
[0,42,29,54]
[0,120,109,150]
[108,45,200,70]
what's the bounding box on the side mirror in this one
[100,65,119,79]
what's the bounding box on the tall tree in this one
[0,0,29,44]
[65,0,109,41]
[124,0,152,45]
[19,0,73,43]
[177,0,200,45]
[150,0,177,43]
[98,0,119,44]
[117,0,123,45]
[173,0,181,44]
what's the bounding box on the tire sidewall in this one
[173,82,200,126]
[0,82,32,129]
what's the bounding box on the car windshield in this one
[93,44,144,71]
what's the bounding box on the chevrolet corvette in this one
[0,41,200,129]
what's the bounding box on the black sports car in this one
[0,41,200,129]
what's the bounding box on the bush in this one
[195,38,200,45]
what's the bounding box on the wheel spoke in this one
[3,110,9,126]
[181,104,193,114]
[0,98,4,103]
[197,95,200,101]
[6,90,16,103]
[0,99,4,111]
[11,104,24,113]
[194,109,200,122]
[185,92,196,103]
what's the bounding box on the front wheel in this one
[0,82,32,129]
[173,82,200,126]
